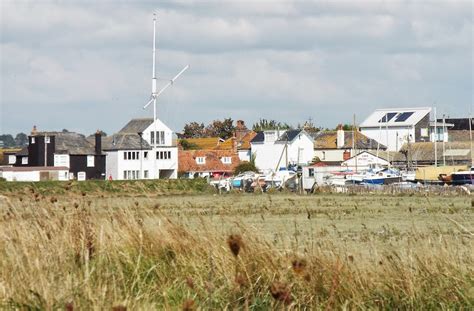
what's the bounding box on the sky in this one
[0,0,472,135]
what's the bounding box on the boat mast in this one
[434,106,437,167]
[442,114,446,166]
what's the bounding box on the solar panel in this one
[395,112,414,122]
[378,112,397,123]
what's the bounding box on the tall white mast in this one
[142,12,189,179]
[434,106,437,167]
[152,13,157,121]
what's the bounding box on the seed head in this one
[182,299,195,311]
[227,234,243,257]
[269,281,291,305]
[65,302,74,311]
[185,276,195,290]
[291,258,307,275]
[347,255,354,263]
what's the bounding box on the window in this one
[136,152,139,160]
[132,152,136,160]
[31,137,35,144]
[160,131,165,144]
[144,151,148,159]
[144,170,149,179]
[124,152,127,160]
[87,155,94,167]
[22,157,28,165]
[221,156,232,164]
[378,112,397,123]
[151,131,155,144]
[196,157,205,164]
[8,155,15,164]
[124,171,127,179]
[395,112,414,122]
[308,168,314,177]
[420,128,428,137]
[168,151,171,159]
[45,136,50,144]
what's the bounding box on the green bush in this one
[233,161,258,175]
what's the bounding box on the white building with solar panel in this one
[359,107,432,151]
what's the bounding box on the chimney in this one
[31,125,38,136]
[95,130,102,155]
[337,124,345,149]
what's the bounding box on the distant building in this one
[12,127,106,180]
[392,141,472,167]
[360,107,432,151]
[178,149,240,178]
[103,118,179,180]
[250,129,314,173]
[313,125,386,164]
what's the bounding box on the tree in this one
[252,119,292,131]
[183,122,206,138]
[0,134,15,148]
[179,139,199,150]
[205,118,235,139]
[234,161,258,175]
[14,133,28,147]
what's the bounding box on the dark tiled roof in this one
[276,130,304,142]
[38,132,96,155]
[437,118,473,131]
[250,131,265,143]
[100,134,152,151]
[119,118,154,134]
[17,146,29,156]
[392,142,472,162]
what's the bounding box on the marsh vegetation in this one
[0,183,472,309]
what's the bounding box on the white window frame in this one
[45,136,50,144]
[196,157,205,165]
[87,155,94,167]
[22,157,28,165]
[221,156,232,164]
[31,137,35,144]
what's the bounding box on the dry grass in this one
[0,191,473,309]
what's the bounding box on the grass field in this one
[0,182,473,309]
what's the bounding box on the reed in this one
[0,193,472,309]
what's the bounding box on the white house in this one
[103,118,178,180]
[250,129,314,173]
[360,107,432,152]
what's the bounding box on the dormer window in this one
[196,157,205,165]
[221,156,232,164]
[31,137,35,144]
[45,136,50,144]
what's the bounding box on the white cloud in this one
[0,0,472,134]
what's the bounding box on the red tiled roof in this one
[178,150,240,173]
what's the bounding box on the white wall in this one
[238,150,251,162]
[54,154,70,168]
[314,149,348,162]
[0,170,69,182]
[251,133,314,173]
[342,152,389,170]
[106,147,178,180]
[361,127,414,151]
